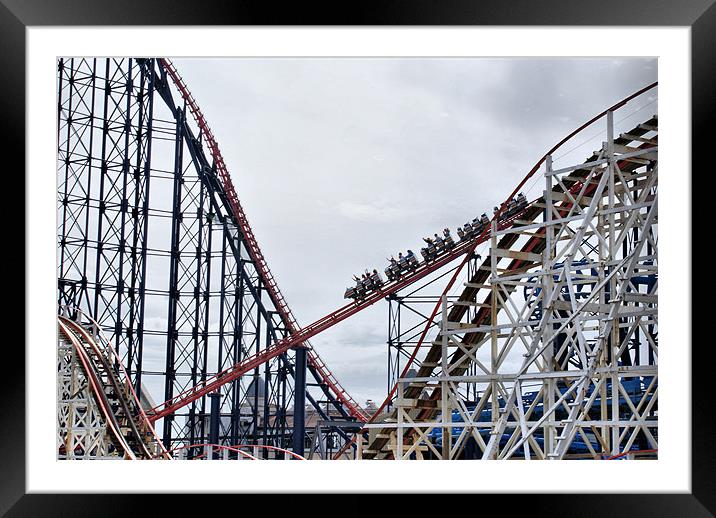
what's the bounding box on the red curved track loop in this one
[59,319,137,459]
[333,81,658,459]
[158,58,367,422]
[160,443,261,460]
[167,444,307,461]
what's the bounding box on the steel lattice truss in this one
[57,58,359,459]
[362,112,658,460]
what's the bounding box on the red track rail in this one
[605,449,658,460]
[158,58,367,421]
[152,61,657,429]
[148,207,527,421]
[59,320,137,459]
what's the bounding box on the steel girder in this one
[57,58,154,389]
[56,57,355,459]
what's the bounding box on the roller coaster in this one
[57,58,657,460]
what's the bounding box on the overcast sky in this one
[168,57,657,405]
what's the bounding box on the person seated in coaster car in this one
[471,217,482,234]
[406,249,419,269]
[344,286,358,300]
[371,268,384,287]
[480,213,490,226]
[364,268,374,286]
[424,240,439,261]
[384,257,398,281]
[463,222,473,237]
[349,274,366,299]
[442,228,455,249]
[397,252,409,273]
[456,227,466,241]
[351,274,364,291]
[433,233,444,250]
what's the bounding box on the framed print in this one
[5,0,712,515]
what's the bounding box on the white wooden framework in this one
[364,113,658,460]
[57,307,171,460]
[57,330,116,459]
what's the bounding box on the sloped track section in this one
[57,307,170,459]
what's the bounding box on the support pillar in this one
[208,392,222,459]
[292,346,307,458]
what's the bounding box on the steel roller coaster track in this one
[148,74,657,427]
[56,57,372,456]
[157,59,368,423]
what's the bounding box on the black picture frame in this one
[4,1,711,514]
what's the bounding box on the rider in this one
[359,273,369,289]
[371,268,383,285]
